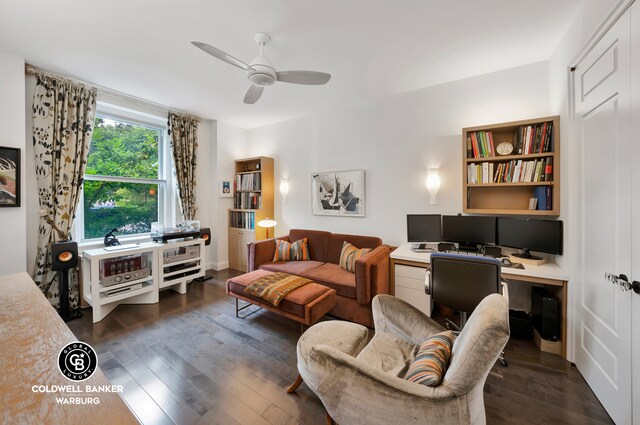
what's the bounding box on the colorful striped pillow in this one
[273,238,310,261]
[405,331,454,386]
[338,241,372,272]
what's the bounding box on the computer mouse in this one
[501,258,512,267]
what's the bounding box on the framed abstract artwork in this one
[0,146,20,207]
[311,170,365,217]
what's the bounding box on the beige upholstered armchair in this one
[288,293,509,425]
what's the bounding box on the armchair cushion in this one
[405,330,454,387]
[339,241,372,272]
[356,331,418,378]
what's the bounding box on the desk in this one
[390,244,569,358]
[0,272,138,424]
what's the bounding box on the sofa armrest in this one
[354,245,391,305]
[248,239,275,271]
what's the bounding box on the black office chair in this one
[426,252,509,366]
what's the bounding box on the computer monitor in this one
[442,215,496,251]
[497,217,563,259]
[407,214,441,248]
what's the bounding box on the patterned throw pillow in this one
[405,330,454,387]
[273,238,310,261]
[339,241,372,272]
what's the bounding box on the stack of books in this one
[514,122,554,154]
[467,157,553,184]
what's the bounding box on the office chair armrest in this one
[372,294,445,345]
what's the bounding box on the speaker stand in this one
[57,270,83,322]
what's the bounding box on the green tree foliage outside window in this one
[83,117,162,239]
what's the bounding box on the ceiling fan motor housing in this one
[248,49,276,86]
[247,64,276,86]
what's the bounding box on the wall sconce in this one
[279,178,289,202]
[426,168,440,205]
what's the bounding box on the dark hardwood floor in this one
[67,269,612,425]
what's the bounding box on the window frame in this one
[75,102,178,245]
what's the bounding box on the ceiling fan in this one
[192,33,331,104]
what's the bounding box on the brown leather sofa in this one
[247,229,391,328]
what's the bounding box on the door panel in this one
[631,2,640,423]
[574,10,632,425]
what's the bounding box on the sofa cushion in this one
[339,241,372,272]
[259,260,324,275]
[273,238,310,261]
[405,330,454,387]
[289,229,331,262]
[327,233,382,265]
[301,263,357,299]
[227,269,333,318]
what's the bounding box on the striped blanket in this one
[244,272,313,307]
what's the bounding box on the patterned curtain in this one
[168,112,200,220]
[32,73,97,308]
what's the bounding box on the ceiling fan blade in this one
[191,41,253,71]
[243,84,264,104]
[276,71,331,85]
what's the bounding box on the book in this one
[534,186,547,210]
[544,157,553,181]
[467,136,473,158]
[482,162,489,184]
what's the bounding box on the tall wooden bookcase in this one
[228,156,274,271]
[462,116,560,216]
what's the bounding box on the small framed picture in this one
[0,146,20,208]
[219,179,233,198]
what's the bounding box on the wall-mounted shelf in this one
[462,116,560,216]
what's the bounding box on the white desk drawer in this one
[395,286,432,316]
[395,264,428,280]
[395,275,426,291]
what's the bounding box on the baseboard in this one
[214,261,229,271]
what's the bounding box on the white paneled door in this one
[573,8,635,425]
[631,3,640,423]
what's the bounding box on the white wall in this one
[194,119,217,269]
[0,51,26,275]
[215,122,248,269]
[245,61,551,247]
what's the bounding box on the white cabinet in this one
[158,239,205,294]
[82,239,205,323]
[394,264,432,316]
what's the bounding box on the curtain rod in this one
[24,63,198,119]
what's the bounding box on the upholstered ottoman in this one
[226,269,337,331]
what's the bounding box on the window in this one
[77,104,176,241]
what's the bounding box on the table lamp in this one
[257,218,277,238]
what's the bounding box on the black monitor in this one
[442,215,496,251]
[407,214,441,247]
[497,217,563,259]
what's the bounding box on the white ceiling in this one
[0,0,583,129]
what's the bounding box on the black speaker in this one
[50,241,82,322]
[51,241,78,271]
[199,227,211,246]
[531,287,559,341]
